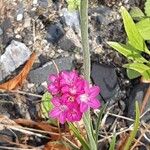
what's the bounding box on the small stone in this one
[0,40,31,82]
[28,56,74,84]
[47,23,64,44]
[61,8,80,32]
[126,83,150,124]
[38,0,48,7]
[0,28,3,35]
[58,28,81,51]
[91,63,120,102]
[24,16,31,28]
[33,0,38,5]
[17,13,23,21]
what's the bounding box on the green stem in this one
[80,0,90,82]
[80,0,97,150]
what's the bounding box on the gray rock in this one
[0,27,3,35]
[0,40,31,82]
[127,83,150,122]
[0,18,12,31]
[47,23,64,44]
[91,63,120,102]
[58,28,81,51]
[28,56,74,84]
[61,8,80,32]
[16,2,24,21]
[38,0,48,7]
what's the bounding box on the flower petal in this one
[49,108,62,118]
[89,86,100,98]
[51,97,60,106]
[80,102,88,112]
[88,99,100,109]
[59,113,66,124]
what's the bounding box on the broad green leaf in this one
[136,18,150,40]
[109,134,116,150]
[127,69,141,79]
[130,7,145,19]
[107,42,148,63]
[69,123,90,150]
[145,0,150,16]
[41,92,53,118]
[124,101,140,150]
[120,7,147,52]
[141,69,150,80]
[123,63,150,75]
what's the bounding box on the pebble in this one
[61,8,80,32]
[16,13,23,21]
[0,28,3,35]
[58,28,81,51]
[0,40,31,82]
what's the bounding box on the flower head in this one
[48,70,101,124]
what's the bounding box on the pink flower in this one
[77,82,100,112]
[50,97,68,124]
[48,70,101,124]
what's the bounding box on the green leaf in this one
[107,42,148,63]
[120,6,147,52]
[127,69,141,79]
[142,69,150,80]
[145,0,150,16]
[95,104,107,145]
[124,101,140,150]
[123,63,150,75]
[69,123,90,150]
[41,92,53,118]
[130,7,145,19]
[109,134,116,150]
[66,0,80,10]
[136,18,150,40]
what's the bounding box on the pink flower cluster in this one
[48,70,100,124]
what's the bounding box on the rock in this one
[58,28,81,51]
[91,63,120,102]
[17,14,23,21]
[126,83,150,123]
[0,40,31,82]
[90,6,119,27]
[28,56,74,84]
[38,0,48,7]
[46,23,64,44]
[16,2,24,21]
[0,18,12,31]
[0,27,3,35]
[61,8,80,32]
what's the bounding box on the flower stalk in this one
[80,0,97,150]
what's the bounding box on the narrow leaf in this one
[69,123,90,150]
[107,42,148,63]
[109,134,116,150]
[123,63,150,74]
[95,104,107,144]
[124,101,140,150]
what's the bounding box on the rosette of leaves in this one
[108,7,150,81]
[130,0,150,40]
